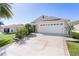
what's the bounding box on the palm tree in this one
[0,3,13,19]
[65,21,74,37]
[0,3,13,33]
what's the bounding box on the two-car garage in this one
[36,22,67,35]
[32,16,68,36]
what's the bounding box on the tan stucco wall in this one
[31,20,68,35]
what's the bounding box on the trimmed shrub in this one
[15,27,28,39]
[25,24,33,34]
[70,32,79,39]
[15,24,33,39]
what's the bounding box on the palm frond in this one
[0,3,13,19]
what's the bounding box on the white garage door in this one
[37,23,66,35]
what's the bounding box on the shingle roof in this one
[32,15,64,23]
[2,24,24,28]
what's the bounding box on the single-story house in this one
[72,24,79,32]
[0,26,4,34]
[2,24,24,33]
[31,15,69,36]
[0,15,69,35]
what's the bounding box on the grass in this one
[67,41,79,56]
[0,34,15,47]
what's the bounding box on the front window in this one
[11,30,13,32]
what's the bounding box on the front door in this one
[33,25,37,32]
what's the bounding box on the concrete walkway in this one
[3,33,69,56]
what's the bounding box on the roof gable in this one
[32,15,64,23]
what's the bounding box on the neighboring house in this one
[72,24,79,32]
[2,24,24,33]
[0,26,3,33]
[31,15,69,36]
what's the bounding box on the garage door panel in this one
[37,24,66,35]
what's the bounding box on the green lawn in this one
[0,34,15,47]
[67,41,79,56]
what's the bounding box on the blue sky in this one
[2,3,79,25]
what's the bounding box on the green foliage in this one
[15,24,33,39]
[15,27,27,39]
[0,39,14,47]
[0,34,15,40]
[0,34,15,47]
[25,24,33,34]
[70,32,79,39]
[0,3,13,19]
[67,41,79,56]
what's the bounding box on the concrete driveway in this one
[4,33,69,56]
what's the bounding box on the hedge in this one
[70,32,79,39]
[15,24,33,39]
[25,24,33,34]
[15,27,28,39]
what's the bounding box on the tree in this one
[0,3,12,32]
[65,21,74,37]
[0,3,13,19]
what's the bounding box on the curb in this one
[63,38,70,56]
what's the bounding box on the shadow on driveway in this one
[0,44,11,56]
[15,33,37,45]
